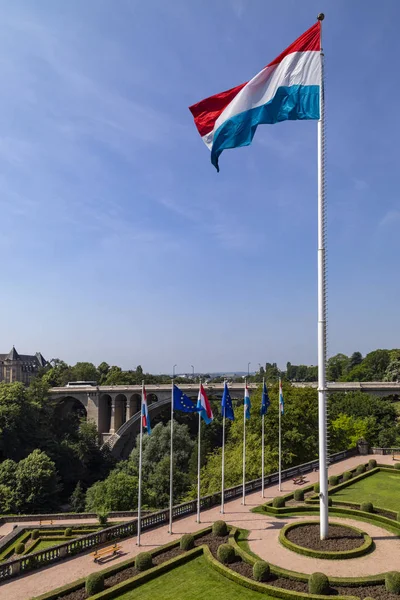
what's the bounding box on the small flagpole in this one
[278,377,282,492]
[137,380,144,546]
[196,379,202,523]
[169,373,174,534]
[242,379,246,505]
[220,381,226,514]
[261,377,265,498]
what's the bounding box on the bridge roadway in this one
[50,381,400,458]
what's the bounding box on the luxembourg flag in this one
[197,384,213,425]
[244,385,251,420]
[279,379,284,416]
[142,386,151,434]
[189,21,321,171]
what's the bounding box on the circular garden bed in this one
[279,521,373,559]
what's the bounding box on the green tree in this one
[70,481,86,512]
[97,362,110,384]
[330,414,374,453]
[348,352,363,371]
[70,362,99,383]
[384,359,400,382]
[86,471,139,512]
[14,449,60,513]
[326,354,349,381]
[0,484,14,513]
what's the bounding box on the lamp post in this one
[173,364,177,378]
[247,362,251,378]
[191,365,194,379]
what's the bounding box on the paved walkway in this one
[0,453,395,600]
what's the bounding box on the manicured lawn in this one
[31,538,67,551]
[332,470,400,511]
[114,556,272,600]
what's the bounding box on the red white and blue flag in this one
[197,384,213,425]
[142,386,151,434]
[189,21,321,171]
[279,379,284,416]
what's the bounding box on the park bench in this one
[39,519,53,526]
[92,543,121,562]
[392,453,400,461]
[292,475,306,485]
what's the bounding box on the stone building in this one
[0,347,47,385]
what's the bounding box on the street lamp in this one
[173,364,177,378]
[247,362,251,378]
[191,365,194,379]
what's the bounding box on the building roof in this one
[0,347,47,368]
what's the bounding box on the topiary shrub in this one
[85,573,104,596]
[313,483,320,494]
[368,459,377,470]
[272,496,285,508]
[31,529,39,540]
[253,560,270,582]
[180,534,195,551]
[328,497,333,507]
[308,572,330,595]
[394,463,400,471]
[97,512,108,526]
[15,542,25,555]
[294,489,305,501]
[343,471,353,481]
[385,571,400,594]
[212,520,228,537]
[64,527,73,537]
[356,464,366,474]
[360,502,374,513]
[135,552,153,571]
[217,543,235,564]
[329,475,339,486]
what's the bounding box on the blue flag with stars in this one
[221,382,234,421]
[173,385,199,413]
[260,382,271,416]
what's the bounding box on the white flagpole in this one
[220,381,226,514]
[168,376,174,534]
[261,377,265,498]
[242,380,246,505]
[137,380,144,546]
[278,377,282,492]
[317,12,329,540]
[196,380,202,523]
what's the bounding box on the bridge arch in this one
[114,393,127,431]
[99,394,112,434]
[56,395,87,420]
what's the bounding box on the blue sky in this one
[0,0,399,373]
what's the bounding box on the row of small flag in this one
[142,380,285,434]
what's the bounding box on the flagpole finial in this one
[317,13,325,21]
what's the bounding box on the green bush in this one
[64,527,73,537]
[294,489,305,501]
[31,529,39,540]
[385,571,400,593]
[97,512,109,526]
[368,459,377,469]
[328,497,333,507]
[272,496,285,508]
[135,552,153,571]
[217,543,235,564]
[313,483,320,493]
[343,471,353,481]
[360,502,374,513]
[397,511,400,522]
[308,572,329,595]
[394,463,400,471]
[253,560,270,582]
[363,597,375,600]
[180,534,195,551]
[85,573,104,596]
[212,520,228,537]
[329,475,339,486]
[356,464,366,474]
[15,542,25,555]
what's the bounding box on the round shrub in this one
[368,459,377,469]
[217,543,235,564]
[212,520,228,537]
[328,497,333,507]
[135,552,153,571]
[31,529,39,540]
[294,489,305,501]
[385,571,400,594]
[394,463,400,471]
[97,512,108,526]
[356,464,366,474]
[64,527,73,537]
[253,560,270,582]
[272,496,285,508]
[313,483,320,494]
[329,475,339,486]
[85,573,104,596]
[308,572,330,595]
[360,502,374,513]
[180,534,195,551]
[15,542,25,555]
[343,471,353,481]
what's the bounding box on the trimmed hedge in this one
[180,534,195,551]
[342,471,353,481]
[313,483,320,493]
[356,464,366,474]
[329,475,339,486]
[360,502,373,513]
[394,463,400,471]
[212,520,228,537]
[85,573,104,595]
[253,560,270,582]
[64,527,72,537]
[31,529,40,540]
[16,542,25,554]
[273,496,285,508]
[308,572,329,595]
[385,571,400,594]
[217,543,235,564]
[294,489,305,501]
[368,459,377,469]
[135,552,153,571]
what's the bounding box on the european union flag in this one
[221,382,234,421]
[173,385,199,413]
[260,382,271,416]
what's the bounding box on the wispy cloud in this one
[379,210,400,228]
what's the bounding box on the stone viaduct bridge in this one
[49,381,400,458]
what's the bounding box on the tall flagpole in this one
[137,380,144,546]
[196,380,202,523]
[220,381,226,514]
[242,379,246,505]
[261,377,265,498]
[169,375,174,534]
[278,377,282,492]
[317,12,329,540]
